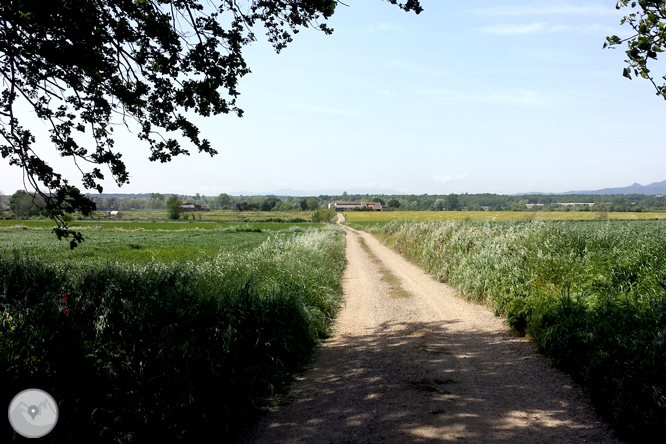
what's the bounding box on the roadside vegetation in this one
[1,224,346,442]
[375,220,666,442]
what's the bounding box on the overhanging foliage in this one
[0,0,421,247]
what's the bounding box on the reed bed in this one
[376,220,666,442]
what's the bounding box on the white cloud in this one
[288,103,362,118]
[414,88,551,108]
[434,174,467,184]
[364,22,407,33]
[479,22,608,35]
[548,23,609,33]
[353,181,394,189]
[480,23,546,35]
[469,4,617,17]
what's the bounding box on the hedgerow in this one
[1,225,345,442]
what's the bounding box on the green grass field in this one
[0,221,317,264]
[1,226,266,264]
[87,209,312,222]
[0,219,311,230]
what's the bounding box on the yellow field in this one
[343,210,666,223]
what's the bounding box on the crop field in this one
[0,219,312,230]
[0,221,313,265]
[89,209,312,222]
[1,223,346,442]
[343,210,666,229]
[375,219,666,441]
[1,226,264,264]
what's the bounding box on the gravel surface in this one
[240,225,623,443]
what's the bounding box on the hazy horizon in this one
[0,177,652,199]
[2,2,665,197]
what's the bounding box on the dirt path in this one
[240,226,623,443]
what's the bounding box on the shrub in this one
[166,195,181,220]
[1,226,345,442]
[311,208,336,223]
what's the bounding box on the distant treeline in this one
[87,192,666,212]
[86,193,325,212]
[340,192,666,212]
[2,190,665,219]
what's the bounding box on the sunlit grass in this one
[376,219,666,440]
[0,222,316,266]
[0,219,314,231]
[343,210,666,224]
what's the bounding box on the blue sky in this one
[2,1,665,196]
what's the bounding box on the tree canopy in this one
[166,194,182,220]
[607,1,666,100]
[0,0,422,247]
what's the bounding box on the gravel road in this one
[240,225,623,443]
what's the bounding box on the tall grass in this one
[376,220,666,442]
[343,210,666,224]
[1,225,345,442]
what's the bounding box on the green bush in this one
[1,226,345,442]
[311,208,336,223]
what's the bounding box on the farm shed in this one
[105,211,122,219]
[180,202,210,211]
[328,201,387,211]
[557,203,595,207]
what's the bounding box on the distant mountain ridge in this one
[521,180,666,196]
[562,180,666,195]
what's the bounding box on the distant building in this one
[105,211,122,219]
[328,201,389,211]
[525,204,545,209]
[179,202,210,211]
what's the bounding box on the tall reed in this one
[377,220,666,442]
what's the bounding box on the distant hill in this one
[563,180,666,195]
[84,182,666,199]
[521,180,666,196]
